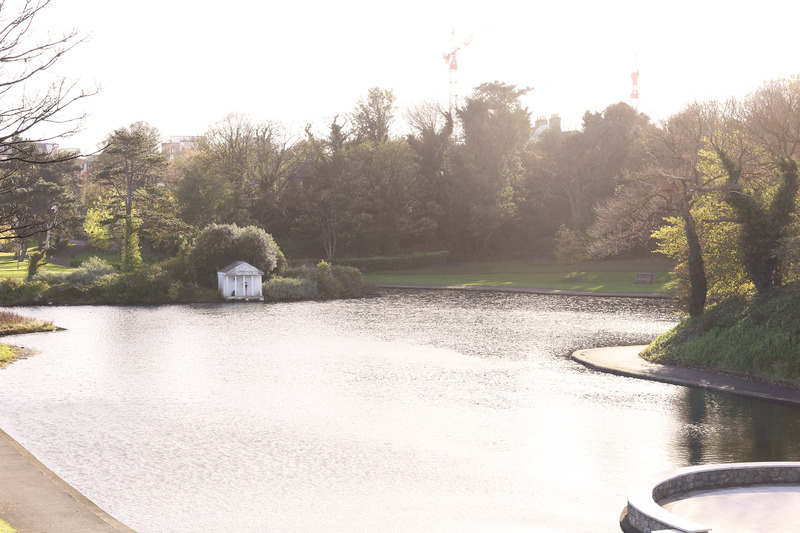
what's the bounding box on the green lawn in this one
[0,246,119,279]
[364,258,678,294]
[0,249,678,295]
[0,252,72,279]
[69,247,119,267]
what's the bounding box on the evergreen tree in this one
[718,152,799,294]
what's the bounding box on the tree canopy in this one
[93,122,167,270]
[187,224,283,287]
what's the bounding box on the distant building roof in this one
[218,261,264,276]
[531,114,562,141]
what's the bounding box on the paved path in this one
[0,428,135,533]
[572,345,800,406]
[48,239,90,267]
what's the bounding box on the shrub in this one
[32,270,68,284]
[263,276,319,301]
[96,264,173,304]
[43,283,97,304]
[332,265,368,298]
[156,256,182,275]
[313,260,343,298]
[168,281,181,302]
[166,281,218,303]
[311,261,373,298]
[0,278,23,301]
[34,257,117,287]
[554,225,586,265]
[68,257,116,285]
[277,261,372,300]
[0,279,48,304]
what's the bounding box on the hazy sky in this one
[34,0,800,153]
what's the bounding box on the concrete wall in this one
[625,462,800,533]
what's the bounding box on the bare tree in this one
[589,104,715,316]
[740,76,800,160]
[0,0,95,240]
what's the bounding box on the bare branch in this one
[0,0,96,241]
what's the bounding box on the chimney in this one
[535,116,548,129]
[549,114,561,132]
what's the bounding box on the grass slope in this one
[364,258,677,294]
[643,282,800,383]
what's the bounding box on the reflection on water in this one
[679,387,800,465]
[0,290,798,532]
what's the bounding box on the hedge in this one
[331,251,451,272]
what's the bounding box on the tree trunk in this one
[683,210,707,318]
[320,214,336,259]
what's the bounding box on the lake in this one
[1,289,799,532]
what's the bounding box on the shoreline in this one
[2,292,793,532]
[376,283,675,299]
[0,323,135,532]
[572,345,800,406]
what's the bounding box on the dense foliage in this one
[140,84,647,262]
[186,224,284,288]
[591,77,800,315]
[264,261,374,301]
[2,7,800,318]
[643,282,800,382]
[0,258,217,305]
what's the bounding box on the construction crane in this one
[630,69,640,110]
[443,30,471,113]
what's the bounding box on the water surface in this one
[1,290,799,532]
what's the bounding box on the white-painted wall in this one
[218,273,263,300]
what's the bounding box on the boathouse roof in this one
[218,261,264,276]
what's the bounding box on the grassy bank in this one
[363,258,678,294]
[0,310,54,368]
[0,310,55,336]
[0,518,17,533]
[0,344,18,367]
[643,282,800,383]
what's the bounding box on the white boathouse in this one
[217,261,264,301]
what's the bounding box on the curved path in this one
[47,239,90,267]
[572,345,800,406]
